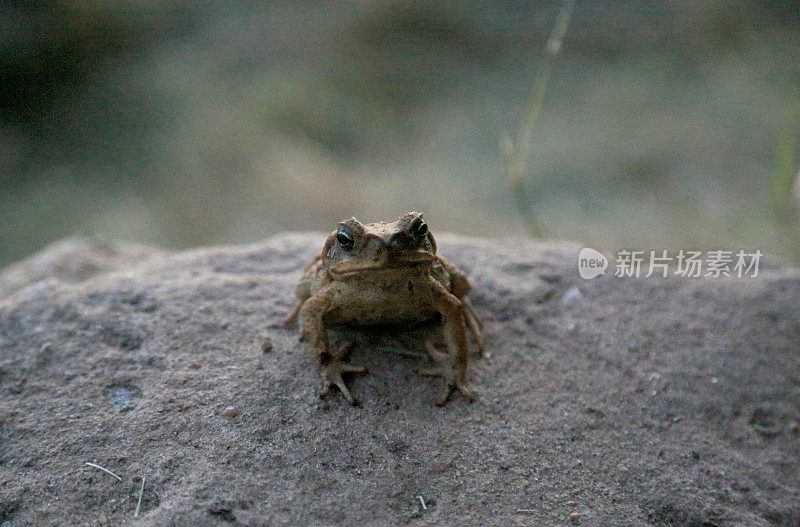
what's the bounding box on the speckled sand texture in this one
[0,235,798,525]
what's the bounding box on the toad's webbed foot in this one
[417,364,474,406]
[318,342,367,405]
[319,361,367,405]
[417,342,474,406]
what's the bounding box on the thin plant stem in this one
[505,0,575,238]
[771,94,800,262]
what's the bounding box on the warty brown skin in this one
[285,212,484,406]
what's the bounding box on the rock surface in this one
[0,235,799,526]
[0,237,163,298]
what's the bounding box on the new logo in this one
[578,248,607,279]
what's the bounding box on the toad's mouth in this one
[329,251,435,276]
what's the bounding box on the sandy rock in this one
[0,237,164,298]
[0,233,798,525]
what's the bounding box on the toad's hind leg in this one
[462,299,485,357]
[300,286,367,405]
[462,297,483,329]
[416,341,473,406]
[417,341,451,376]
[439,256,484,355]
[420,279,474,406]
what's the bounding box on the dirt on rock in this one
[0,234,798,526]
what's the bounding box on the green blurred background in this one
[1,0,799,266]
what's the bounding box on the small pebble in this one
[569,512,582,521]
[223,406,239,418]
[107,387,139,412]
[561,286,583,304]
[261,338,273,353]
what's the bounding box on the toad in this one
[285,212,484,406]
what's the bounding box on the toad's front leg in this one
[420,278,474,405]
[299,286,366,405]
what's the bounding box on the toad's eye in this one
[336,227,355,250]
[411,219,428,239]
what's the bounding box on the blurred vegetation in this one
[1,1,203,123]
[771,95,800,259]
[1,0,800,266]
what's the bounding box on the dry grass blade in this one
[84,462,122,481]
[504,0,575,238]
[135,476,146,518]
